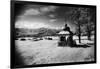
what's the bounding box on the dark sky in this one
[14,2,77,32]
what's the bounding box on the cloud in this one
[17,5,58,18]
[16,5,58,24]
[40,6,58,13]
[24,8,41,16]
[22,5,58,16]
[49,14,55,18]
[49,19,57,22]
[15,20,49,29]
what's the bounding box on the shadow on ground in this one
[13,49,25,68]
[70,44,91,48]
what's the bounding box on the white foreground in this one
[16,36,94,65]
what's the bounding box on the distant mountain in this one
[15,28,61,37]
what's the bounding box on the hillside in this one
[15,28,61,37]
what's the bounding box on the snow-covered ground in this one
[15,36,95,65]
[73,35,94,44]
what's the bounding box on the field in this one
[15,36,95,65]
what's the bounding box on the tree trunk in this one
[78,23,81,43]
[87,24,91,40]
[87,31,91,40]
